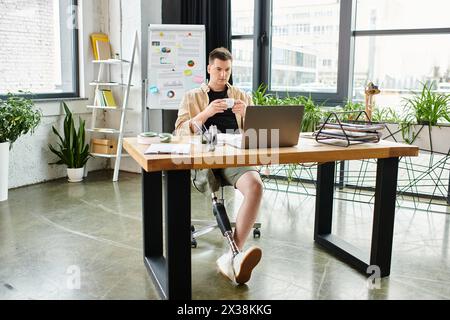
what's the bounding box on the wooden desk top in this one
[123,134,419,172]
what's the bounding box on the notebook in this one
[90,33,109,60]
[102,89,117,107]
[96,39,111,60]
[144,144,190,155]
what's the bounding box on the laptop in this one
[219,105,305,149]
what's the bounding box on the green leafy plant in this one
[297,95,324,132]
[372,105,414,144]
[334,100,366,121]
[252,83,280,105]
[252,84,324,132]
[372,106,401,123]
[48,102,91,168]
[398,118,418,144]
[395,82,450,144]
[252,83,270,105]
[403,82,450,125]
[0,92,42,147]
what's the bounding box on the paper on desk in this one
[217,133,242,145]
[320,123,386,132]
[144,143,191,154]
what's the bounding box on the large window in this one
[231,0,351,103]
[271,0,340,93]
[0,0,79,99]
[352,0,450,110]
[231,0,450,107]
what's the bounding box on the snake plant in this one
[48,102,91,168]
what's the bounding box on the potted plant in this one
[0,92,42,201]
[382,82,450,154]
[252,83,281,106]
[252,84,325,132]
[287,94,324,133]
[372,106,400,124]
[48,102,91,182]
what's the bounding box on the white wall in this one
[8,0,162,189]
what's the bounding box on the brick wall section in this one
[0,0,56,93]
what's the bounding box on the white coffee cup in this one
[224,98,235,109]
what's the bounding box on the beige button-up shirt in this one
[174,83,253,135]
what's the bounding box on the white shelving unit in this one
[85,31,137,182]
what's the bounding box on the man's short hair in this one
[209,47,233,63]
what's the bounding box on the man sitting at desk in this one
[175,47,263,285]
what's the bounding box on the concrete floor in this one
[1,170,450,300]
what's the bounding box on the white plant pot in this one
[67,167,84,183]
[382,123,450,154]
[428,125,450,154]
[0,142,10,201]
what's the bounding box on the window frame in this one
[0,0,80,100]
[230,0,256,90]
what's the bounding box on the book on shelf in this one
[93,90,101,106]
[102,89,117,107]
[94,90,106,106]
[90,33,109,60]
[96,39,111,60]
[94,89,117,107]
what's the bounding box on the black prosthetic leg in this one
[211,193,240,257]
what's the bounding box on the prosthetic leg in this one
[212,192,263,284]
[211,193,240,257]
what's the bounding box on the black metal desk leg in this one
[142,170,162,259]
[338,160,348,190]
[142,169,192,300]
[142,170,170,300]
[164,170,192,300]
[370,157,399,277]
[315,162,335,239]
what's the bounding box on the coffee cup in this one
[224,98,235,109]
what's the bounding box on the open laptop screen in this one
[240,105,305,148]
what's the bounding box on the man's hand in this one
[232,99,247,117]
[204,99,227,118]
[190,99,227,133]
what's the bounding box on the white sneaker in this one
[233,246,262,284]
[216,251,235,282]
